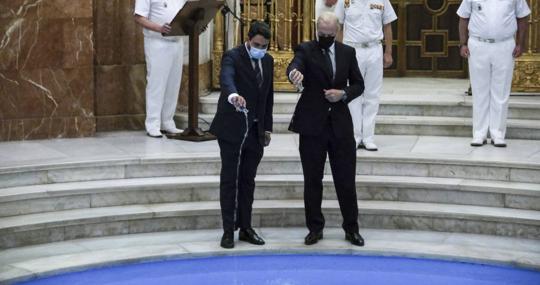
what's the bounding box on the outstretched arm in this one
[287,44,307,82]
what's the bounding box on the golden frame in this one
[421,30,449,57]
[212,0,539,93]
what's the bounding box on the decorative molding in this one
[513,54,540,93]
[271,51,296,91]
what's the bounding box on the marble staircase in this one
[0,131,539,283]
[176,78,540,139]
[1,142,539,250]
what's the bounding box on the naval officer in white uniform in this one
[135,0,186,138]
[457,0,530,147]
[316,0,338,20]
[335,0,397,151]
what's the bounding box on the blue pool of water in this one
[18,255,540,285]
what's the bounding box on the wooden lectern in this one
[165,0,224,141]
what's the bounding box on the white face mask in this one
[249,45,267,60]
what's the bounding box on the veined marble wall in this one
[94,0,147,131]
[0,0,96,140]
[92,0,213,132]
[0,0,213,140]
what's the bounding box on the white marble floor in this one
[1,132,539,169]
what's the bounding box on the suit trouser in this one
[143,36,184,132]
[468,37,515,140]
[299,119,359,234]
[348,44,383,146]
[218,124,264,231]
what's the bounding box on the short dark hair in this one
[248,21,271,40]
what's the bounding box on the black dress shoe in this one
[146,132,163,138]
[345,232,365,247]
[220,230,234,249]
[491,139,507,148]
[470,139,487,147]
[304,231,323,245]
[239,228,265,245]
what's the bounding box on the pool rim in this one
[7,246,540,285]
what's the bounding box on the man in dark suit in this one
[210,21,274,249]
[287,12,365,246]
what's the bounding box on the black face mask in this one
[318,35,335,50]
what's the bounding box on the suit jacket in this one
[210,44,274,145]
[286,41,364,138]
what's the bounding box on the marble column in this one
[0,0,96,141]
[0,0,215,139]
[94,0,147,131]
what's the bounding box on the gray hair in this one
[316,12,340,32]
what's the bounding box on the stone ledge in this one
[200,92,540,109]
[2,228,539,284]
[1,175,539,218]
[1,152,539,185]
[177,113,540,129]
[1,200,539,249]
[176,113,540,139]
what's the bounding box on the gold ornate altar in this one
[212,0,539,93]
[513,0,540,93]
[213,0,314,91]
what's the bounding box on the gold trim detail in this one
[512,0,539,93]
[211,0,538,93]
[513,55,540,93]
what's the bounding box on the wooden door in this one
[386,0,467,78]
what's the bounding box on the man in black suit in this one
[210,21,274,249]
[287,12,365,246]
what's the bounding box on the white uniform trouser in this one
[348,44,383,146]
[144,36,184,132]
[468,37,515,140]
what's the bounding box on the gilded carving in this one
[212,0,539,93]
[212,51,223,89]
[213,0,312,91]
[271,51,295,91]
[512,0,539,93]
[513,56,540,92]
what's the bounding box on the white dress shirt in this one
[457,0,531,41]
[134,0,186,40]
[335,0,397,44]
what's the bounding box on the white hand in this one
[289,69,304,86]
[231,96,246,110]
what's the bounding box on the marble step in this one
[199,93,540,120]
[2,228,540,284]
[174,113,540,139]
[1,200,539,249]
[2,152,539,189]
[1,175,539,217]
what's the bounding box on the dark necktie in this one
[323,48,334,81]
[253,59,263,88]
